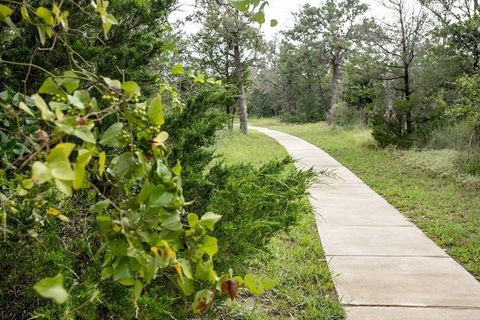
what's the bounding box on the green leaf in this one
[74,123,96,144]
[261,277,277,289]
[195,259,217,283]
[68,90,90,109]
[0,5,13,18]
[98,152,106,176]
[33,274,69,304]
[0,90,9,101]
[47,143,75,165]
[119,278,135,286]
[102,77,121,90]
[171,162,182,176]
[62,71,80,94]
[32,94,55,120]
[156,161,172,180]
[110,152,137,178]
[101,13,118,38]
[161,213,182,231]
[187,213,199,228]
[37,24,46,46]
[229,0,250,12]
[55,119,96,144]
[96,215,112,232]
[36,7,54,26]
[20,5,31,22]
[18,101,34,116]
[252,10,265,24]
[178,258,193,279]
[194,73,205,84]
[32,161,52,184]
[50,161,75,181]
[121,81,141,99]
[100,123,124,148]
[178,277,194,296]
[46,25,53,37]
[16,185,28,196]
[0,5,18,33]
[90,200,111,212]
[244,274,264,295]
[54,179,72,197]
[113,258,132,281]
[133,280,143,301]
[207,77,216,85]
[192,289,215,314]
[57,214,70,222]
[148,95,164,126]
[39,77,62,95]
[171,63,184,75]
[22,179,34,189]
[201,235,218,257]
[200,212,221,230]
[270,19,278,27]
[73,149,92,189]
[45,143,76,185]
[101,267,113,280]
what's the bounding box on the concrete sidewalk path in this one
[251,126,480,320]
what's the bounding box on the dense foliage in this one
[0,0,289,318]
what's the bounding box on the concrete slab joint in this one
[250,126,480,320]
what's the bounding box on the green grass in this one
[211,129,345,320]
[250,118,480,280]
[214,130,289,167]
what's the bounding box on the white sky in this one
[171,0,420,40]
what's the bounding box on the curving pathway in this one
[251,126,480,320]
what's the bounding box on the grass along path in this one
[212,129,345,320]
[249,118,480,280]
[214,130,289,167]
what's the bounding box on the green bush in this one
[331,103,368,128]
[426,122,474,150]
[370,106,412,148]
[164,87,230,212]
[206,158,315,272]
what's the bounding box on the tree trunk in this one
[226,104,234,130]
[233,40,248,134]
[328,62,340,121]
[404,63,413,134]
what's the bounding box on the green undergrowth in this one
[214,130,289,167]
[204,129,345,320]
[250,118,480,280]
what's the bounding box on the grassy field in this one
[212,129,345,320]
[214,130,289,167]
[249,118,480,280]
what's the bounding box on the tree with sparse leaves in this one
[186,0,272,133]
[286,0,368,117]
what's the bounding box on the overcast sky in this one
[171,0,420,40]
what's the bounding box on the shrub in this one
[206,158,315,271]
[331,103,368,128]
[164,87,230,212]
[370,104,412,148]
[426,121,474,150]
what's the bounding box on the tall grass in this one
[426,122,474,150]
